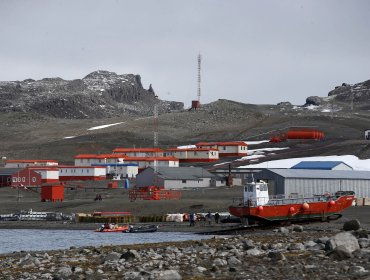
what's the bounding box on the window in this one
[223,146,226,150]
[182,180,186,183]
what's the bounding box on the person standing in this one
[189,213,195,227]
[206,211,212,225]
[214,212,220,224]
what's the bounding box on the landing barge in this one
[229,181,355,225]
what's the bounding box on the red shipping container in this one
[41,184,64,202]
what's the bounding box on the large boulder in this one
[326,232,360,253]
[305,96,322,106]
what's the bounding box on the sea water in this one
[0,229,208,254]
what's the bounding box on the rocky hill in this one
[305,79,370,111]
[0,74,370,163]
[0,70,183,118]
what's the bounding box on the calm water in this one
[0,229,208,254]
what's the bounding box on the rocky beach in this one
[0,214,369,280]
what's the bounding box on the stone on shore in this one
[343,219,361,231]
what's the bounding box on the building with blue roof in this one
[291,161,353,171]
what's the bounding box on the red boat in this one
[229,181,355,225]
[95,224,129,232]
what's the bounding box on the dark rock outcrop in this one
[0,70,183,119]
[305,96,323,106]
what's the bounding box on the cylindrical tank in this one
[124,179,130,189]
[286,130,325,140]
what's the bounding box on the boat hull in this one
[95,225,129,232]
[229,195,355,223]
[124,225,158,233]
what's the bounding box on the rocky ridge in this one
[305,79,370,110]
[0,220,369,280]
[0,70,183,119]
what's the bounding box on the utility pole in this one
[153,95,159,185]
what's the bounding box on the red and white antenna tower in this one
[197,53,201,102]
[191,53,202,109]
[153,95,159,177]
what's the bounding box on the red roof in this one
[196,141,247,147]
[112,148,164,153]
[74,154,127,159]
[122,156,179,162]
[26,167,59,171]
[58,165,106,169]
[166,148,219,152]
[6,159,58,163]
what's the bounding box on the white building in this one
[165,148,219,162]
[74,154,126,166]
[196,141,248,157]
[136,167,226,189]
[28,167,59,183]
[112,148,164,157]
[5,160,58,168]
[123,157,179,170]
[94,163,138,178]
[58,166,106,181]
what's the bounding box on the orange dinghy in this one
[95,224,129,232]
[229,180,355,225]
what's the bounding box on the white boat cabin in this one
[244,181,269,206]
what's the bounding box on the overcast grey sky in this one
[1,0,370,106]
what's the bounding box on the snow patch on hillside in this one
[87,122,125,131]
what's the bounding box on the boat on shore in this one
[229,180,355,225]
[95,224,129,232]
[123,224,158,233]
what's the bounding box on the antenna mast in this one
[153,95,159,177]
[197,53,201,102]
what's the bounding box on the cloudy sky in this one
[1,0,370,106]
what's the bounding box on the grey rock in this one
[331,245,353,260]
[56,266,73,278]
[243,239,255,250]
[292,225,304,232]
[348,266,369,276]
[122,271,140,279]
[288,243,305,251]
[156,270,182,280]
[268,251,286,261]
[305,96,322,106]
[121,250,137,261]
[196,266,207,273]
[279,227,290,234]
[326,232,360,253]
[104,251,121,262]
[304,241,318,248]
[353,248,370,259]
[343,219,361,231]
[317,236,330,244]
[213,258,228,266]
[358,238,370,248]
[355,229,369,239]
[227,256,241,266]
[246,248,263,256]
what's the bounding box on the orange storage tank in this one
[286,130,324,140]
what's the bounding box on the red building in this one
[41,183,64,202]
[11,169,42,187]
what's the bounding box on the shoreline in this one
[0,220,240,233]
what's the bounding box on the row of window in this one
[60,169,90,173]
[12,177,37,183]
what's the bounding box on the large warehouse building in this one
[254,169,370,198]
